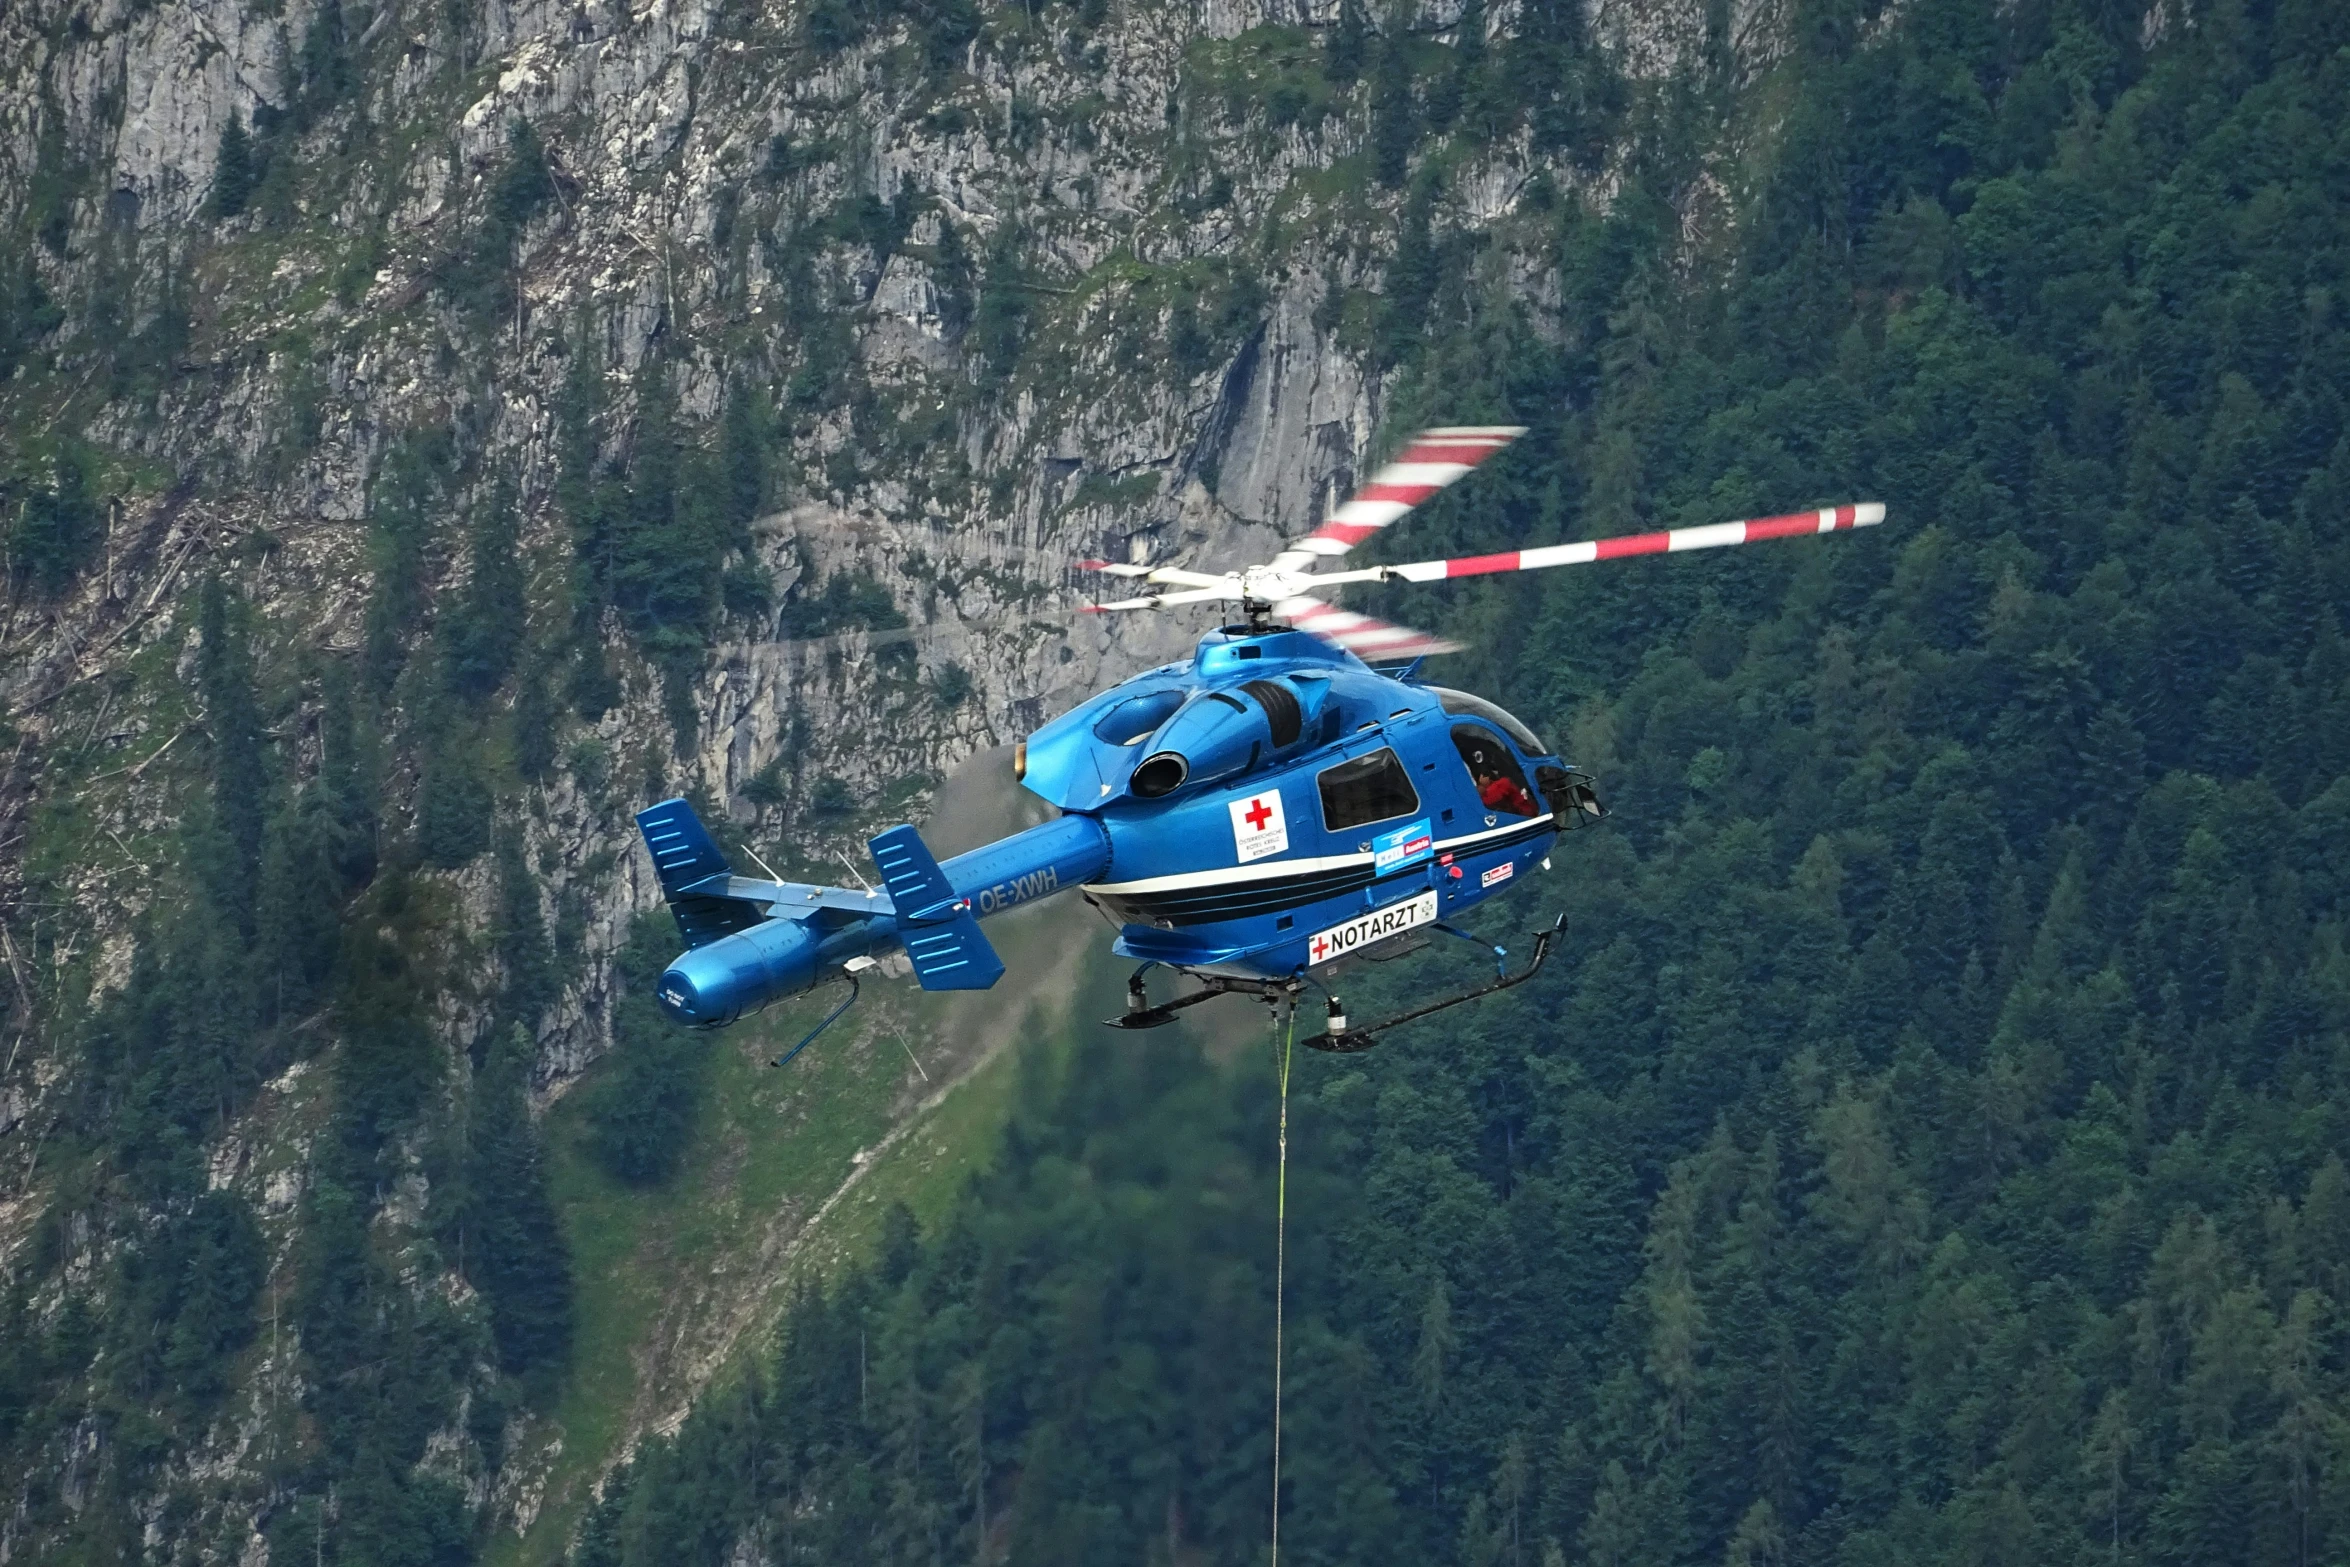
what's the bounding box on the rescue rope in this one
[1271,998,1297,1567]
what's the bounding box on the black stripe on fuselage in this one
[1098,816,1556,928]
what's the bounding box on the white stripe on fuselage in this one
[1086,814,1553,898]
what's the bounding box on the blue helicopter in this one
[637,428,1883,1053]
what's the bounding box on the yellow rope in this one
[1271,999,1296,1567]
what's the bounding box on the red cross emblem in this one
[1244,796,1274,831]
[1310,934,1330,961]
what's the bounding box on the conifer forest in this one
[2,0,2348,1562]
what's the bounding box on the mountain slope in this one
[0,0,1764,1557]
[573,4,2350,1566]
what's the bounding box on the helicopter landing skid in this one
[1311,914,1568,1053]
[1105,966,1298,1030]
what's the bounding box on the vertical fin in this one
[637,797,731,895]
[868,824,1005,991]
[636,798,766,949]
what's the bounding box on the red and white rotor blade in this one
[1270,426,1527,573]
[1274,598,1462,661]
[1311,503,1885,587]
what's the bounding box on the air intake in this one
[1242,679,1302,748]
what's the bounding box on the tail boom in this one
[636,803,1110,1026]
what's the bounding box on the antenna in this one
[837,850,875,893]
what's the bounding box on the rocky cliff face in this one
[0,0,1778,1553]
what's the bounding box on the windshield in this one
[1426,688,1546,754]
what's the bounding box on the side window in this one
[1318,748,1421,831]
[1453,725,1537,817]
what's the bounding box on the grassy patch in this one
[496,885,1134,1565]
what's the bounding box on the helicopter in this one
[636,427,1884,1054]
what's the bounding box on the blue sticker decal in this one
[1371,818,1435,875]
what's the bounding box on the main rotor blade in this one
[1076,561,1236,590]
[1271,426,1527,573]
[1306,503,1886,588]
[1078,584,1248,612]
[1271,598,1463,660]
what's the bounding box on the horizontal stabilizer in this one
[898,917,1006,990]
[870,824,1004,990]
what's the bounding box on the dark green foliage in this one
[332,914,446,1169]
[563,357,727,746]
[1377,178,1441,365]
[803,0,976,69]
[24,116,82,259]
[775,569,905,638]
[972,222,1030,385]
[1163,263,1265,376]
[1325,0,1368,83]
[416,724,493,868]
[458,1026,574,1376]
[721,560,773,619]
[59,576,309,1207]
[1168,292,1210,376]
[586,914,713,1185]
[363,431,457,692]
[763,133,809,183]
[718,379,765,543]
[450,118,557,319]
[197,577,270,934]
[4,445,99,599]
[108,1192,266,1420]
[741,758,787,807]
[318,662,383,889]
[585,10,2350,1566]
[491,831,557,1039]
[931,212,975,337]
[442,479,529,699]
[1508,0,1614,164]
[513,649,559,781]
[208,112,258,219]
[86,232,193,401]
[1369,28,1416,186]
[0,249,64,379]
[255,788,345,1023]
[292,1139,478,1564]
[290,0,356,130]
[236,878,481,1565]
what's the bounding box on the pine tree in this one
[254,788,341,1023]
[209,112,256,219]
[196,575,271,931]
[317,661,381,889]
[1326,0,1368,82]
[465,1026,574,1376]
[443,478,528,700]
[1370,31,1416,187]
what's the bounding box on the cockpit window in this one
[1319,748,1422,831]
[1094,689,1186,745]
[1453,725,1537,817]
[1427,687,1546,754]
